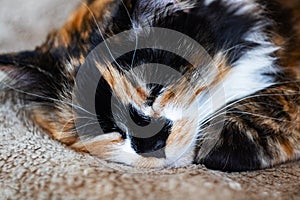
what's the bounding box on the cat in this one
[0,0,300,172]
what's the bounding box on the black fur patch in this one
[198,119,262,172]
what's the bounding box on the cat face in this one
[71,26,217,167]
[65,0,276,168]
[1,0,299,171]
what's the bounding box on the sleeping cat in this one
[1,0,300,172]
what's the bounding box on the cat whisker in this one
[226,110,298,124]
[1,81,98,117]
[119,0,139,69]
[202,90,300,123]
[198,100,299,137]
[70,121,100,131]
[198,91,300,131]
[80,1,123,70]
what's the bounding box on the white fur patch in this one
[108,137,167,168]
[195,5,279,123]
[108,138,139,166]
[197,45,278,123]
[162,105,184,121]
[245,26,273,46]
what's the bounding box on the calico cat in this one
[1,0,300,172]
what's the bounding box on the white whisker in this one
[2,81,98,117]
[80,1,123,70]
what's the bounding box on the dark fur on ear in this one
[0,50,77,144]
[0,51,63,95]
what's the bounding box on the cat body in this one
[1,0,300,171]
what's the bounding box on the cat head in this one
[0,0,281,168]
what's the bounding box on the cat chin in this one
[106,145,193,169]
[106,138,195,168]
[105,137,169,168]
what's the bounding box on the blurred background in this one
[0,0,79,53]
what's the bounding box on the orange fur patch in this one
[71,132,123,158]
[30,107,77,145]
[95,62,149,107]
[280,139,295,160]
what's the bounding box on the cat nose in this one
[129,119,172,158]
[125,101,173,158]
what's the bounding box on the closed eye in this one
[129,104,151,126]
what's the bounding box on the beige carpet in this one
[0,1,300,199]
[1,100,299,200]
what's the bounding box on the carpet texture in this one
[0,1,300,199]
[1,100,300,200]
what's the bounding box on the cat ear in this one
[0,51,63,94]
[0,51,78,145]
[0,51,45,91]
